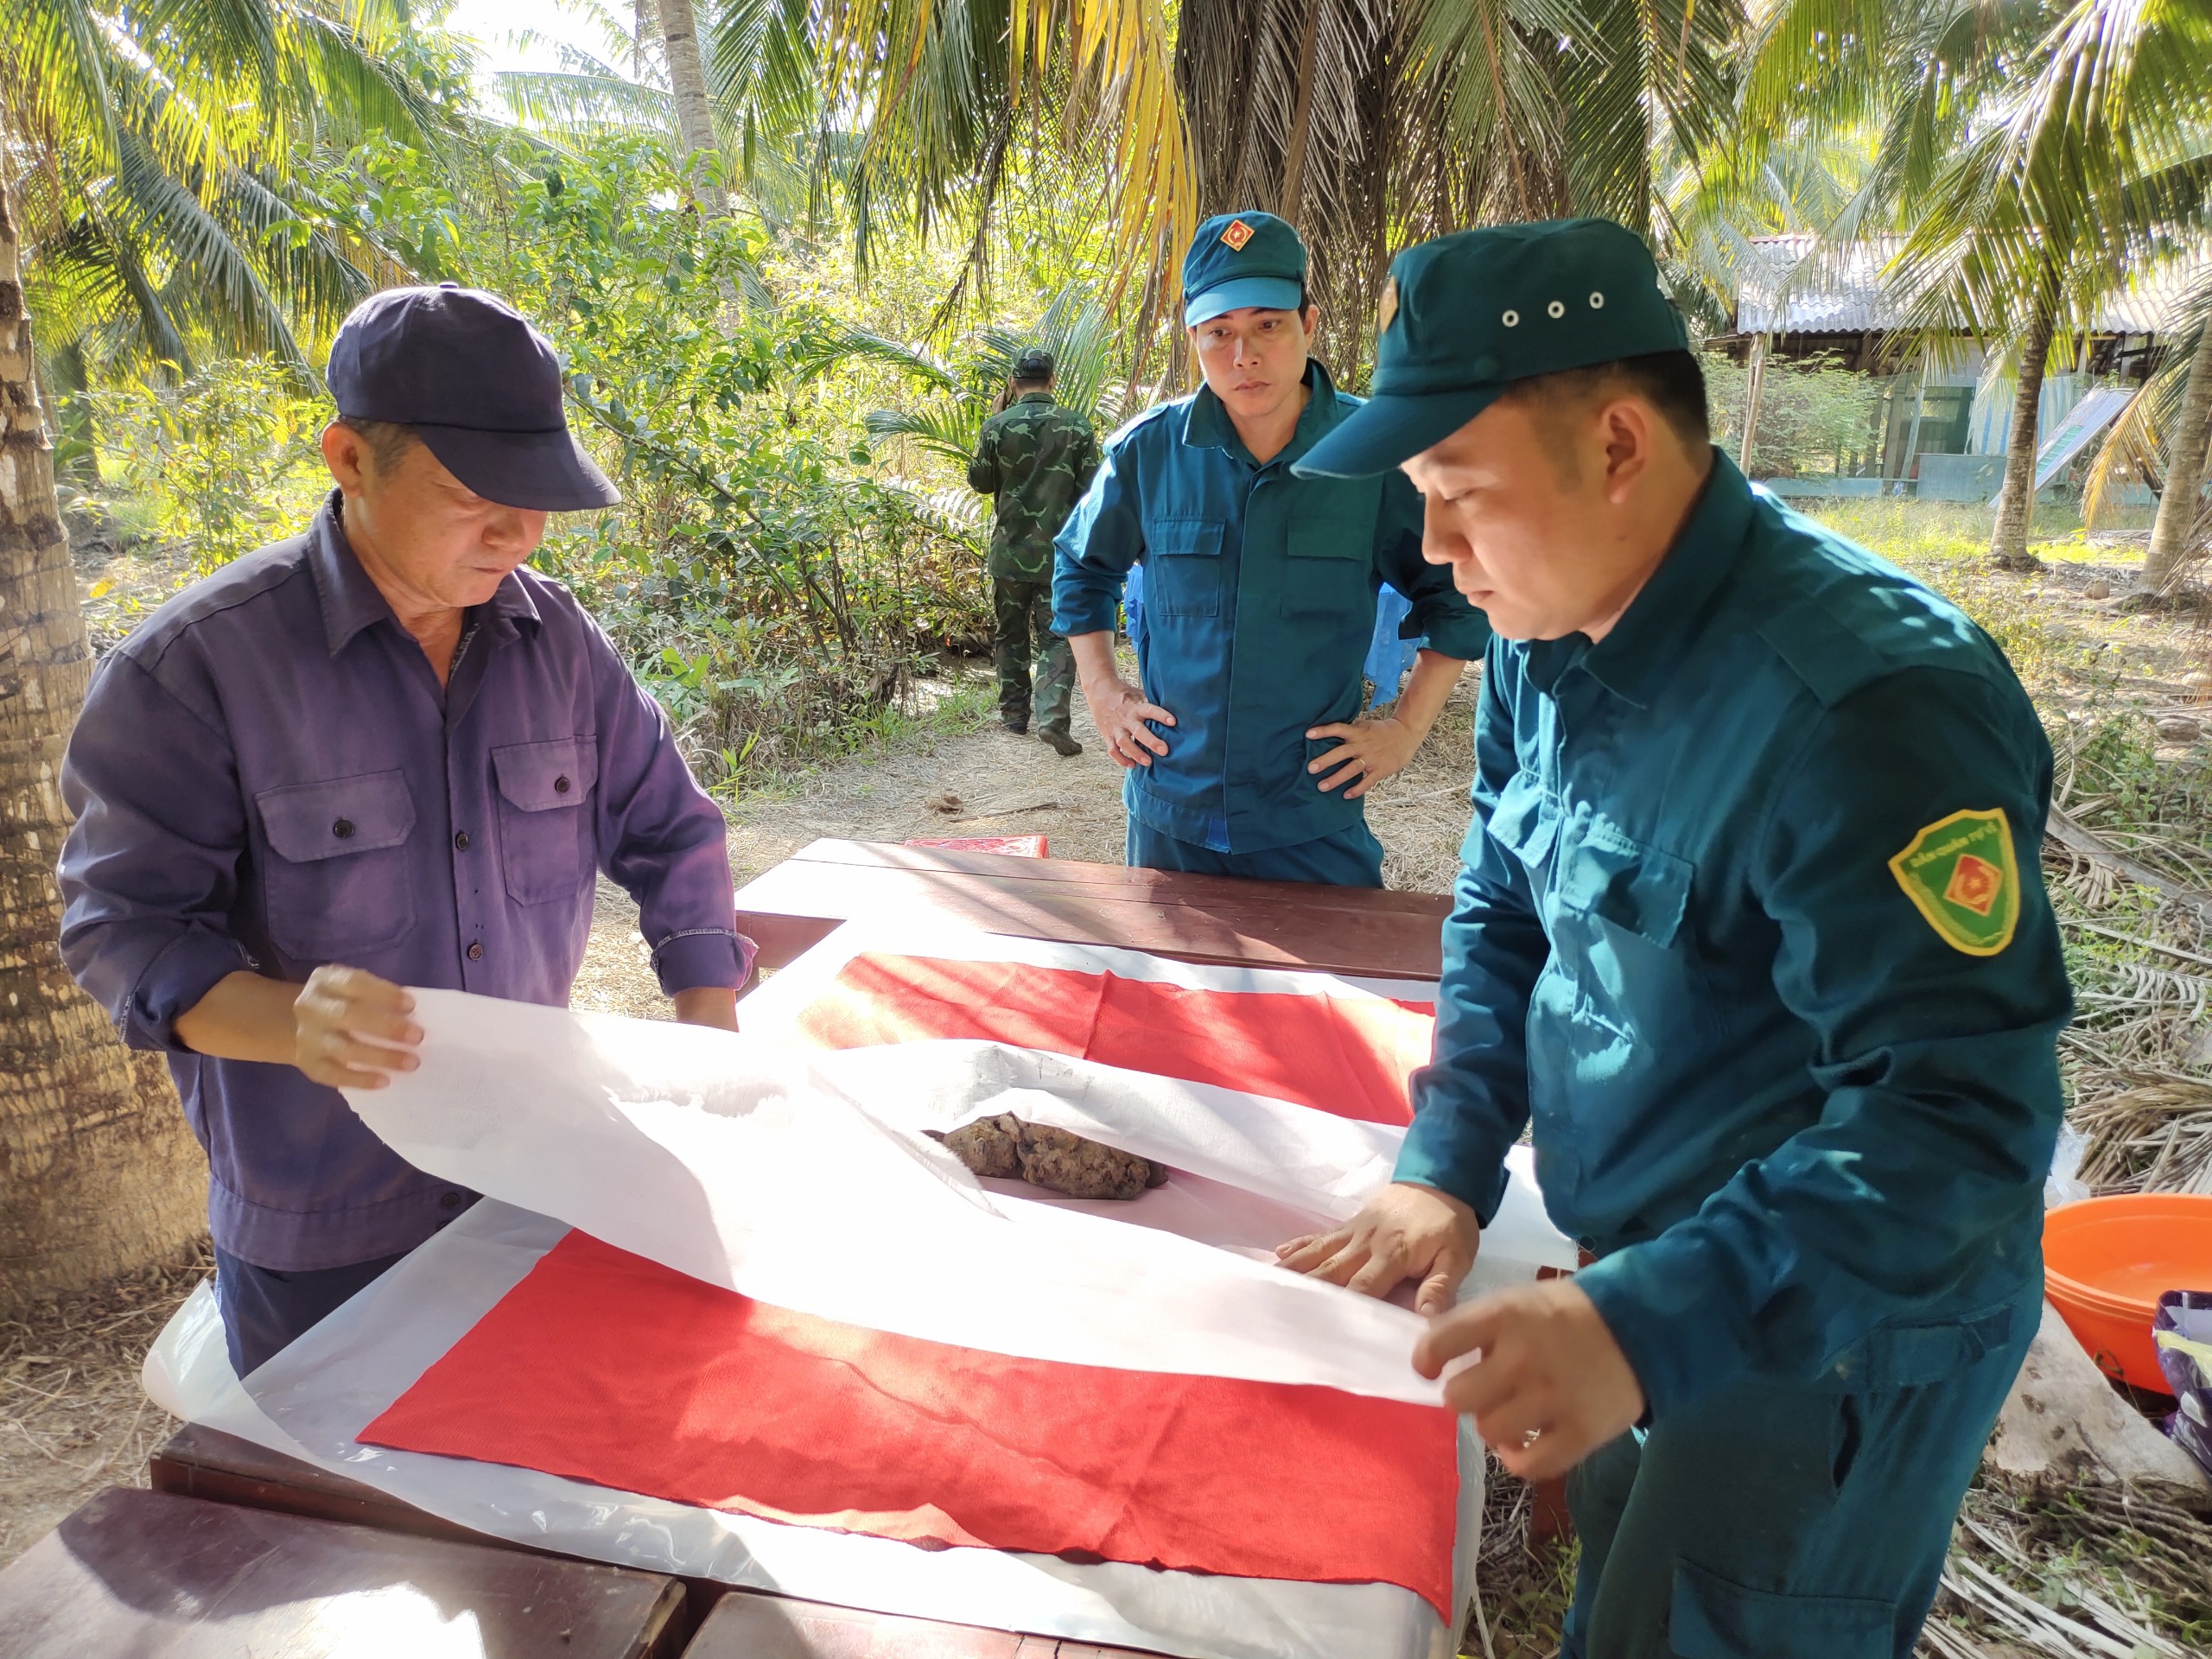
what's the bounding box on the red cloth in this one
[903,835,1049,857]
[796,954,1433,1126]
[363,1231,1458,1614]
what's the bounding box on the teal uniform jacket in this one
[1397,454,2072,1422]
[1052,363,1491,854]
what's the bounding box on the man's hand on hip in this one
[1415,1280,1646,1481]
[1084,676,1176,769]
[1305,713,1423,799]
[293,965,422,1090]
[1067,628,1173,769]
[1276,1181,1481,1313]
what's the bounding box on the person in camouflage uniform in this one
[968,349,1099,756]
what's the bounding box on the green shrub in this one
[1703,352,1881,480]
[77,359,327,575]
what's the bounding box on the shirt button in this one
[554,774,571,795]
[467,942,484,960]
[439,1191,463,1211]
[332,818,355,839]
[454,830,471,850]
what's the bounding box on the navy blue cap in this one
[327,284,618,512]
[1183,212,1307,325]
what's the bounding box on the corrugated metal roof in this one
[1731,234,2197,335]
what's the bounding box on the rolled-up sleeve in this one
[587,620,752,994]
[60,653,255,1051]
[1374,474,1489,660]
[1395,658,1542,1219]
[1052,436,1145,638]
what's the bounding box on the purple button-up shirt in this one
[59,493,750,1270]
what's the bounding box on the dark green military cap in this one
[1297,217,1690,479]
[1183,211,1307,325]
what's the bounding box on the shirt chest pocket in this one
[1145,519,1224,619]
[1555,817,1694,950]
[1480,771,1561,873]
[1281,488,1376,620]
[492,736,599,906]
[255,771,417,962]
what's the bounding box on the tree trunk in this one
[2141,326,2212,594]
[1990,296,2057,571]
[655,0,728,217]
[0,175,205,1313]
[1738,333,1769,474]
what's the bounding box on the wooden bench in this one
[733,838,1452,980]
[0,1485,684,1657]
[147,1427,1175,1653]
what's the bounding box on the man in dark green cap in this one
[969,346,1098,755]
[1052,211,1488,885]
[1277,219,2070,1657]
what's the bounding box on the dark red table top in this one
[733,839,1452,982]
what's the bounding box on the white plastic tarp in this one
[143,927,1576,1659]
[144,1202,1484,1659]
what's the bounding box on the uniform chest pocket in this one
[1145,520,1224,618]
[1555,817,1693,948]
[255,771,417,962]
[493,736,600,906]
[1482,770,1560,872]
[1281,489,1376,620]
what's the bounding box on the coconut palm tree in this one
[0,169,208,1313]
[1736,0,2212,570]
[2,0,461,382]
[492,0,824,236]
[809,0,1746,372]
[0,0,457,1306]
[2141,308,2212,591]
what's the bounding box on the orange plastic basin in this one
[2044,1194,2212,1394]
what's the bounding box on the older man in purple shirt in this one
[59,285,751,1376]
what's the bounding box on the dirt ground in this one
[570,646,1487,1020]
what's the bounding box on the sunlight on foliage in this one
[75,359,327,577]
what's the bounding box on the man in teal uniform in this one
[1281,219,2070,1656]
[1053,212,1489,887]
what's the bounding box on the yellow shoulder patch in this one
[1887,808,2020,957]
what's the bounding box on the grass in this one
[1812,497,2160,568]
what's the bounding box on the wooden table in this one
[0,1485,684,1657]
[126,845,1543,1651]
[734,839,1453,981]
